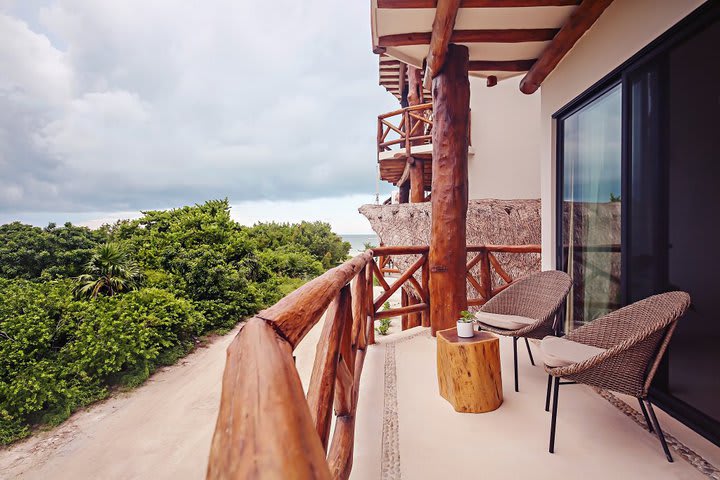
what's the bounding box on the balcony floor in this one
[345,327,720,480]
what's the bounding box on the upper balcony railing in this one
[206,243,540,479]
[377,103,433,161]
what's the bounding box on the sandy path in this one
[0,326,241,480]
[0,282,402,480]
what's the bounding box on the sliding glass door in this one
[556,2,720,445]
[559,84,622,330]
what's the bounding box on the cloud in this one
[0,1,397,215]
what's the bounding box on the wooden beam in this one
[468,59,536,71]
[429,44,469,336]
[377,0,580,7]
[379,28,558,47]
[425,0,461,79]
[520,0,615,94]
[375,302,428,320]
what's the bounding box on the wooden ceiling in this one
[379,54,433,102]
[371,0,615,93]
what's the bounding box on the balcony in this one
[376,103,434,191]
[206,247,720,479]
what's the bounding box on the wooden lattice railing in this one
[466,244,542,306]
[206,244,540,479]
[377,103,433,159]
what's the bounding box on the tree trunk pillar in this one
[429,44,469,336]
[408,66,425,204]
[409,157,425,204]
[398,183,410,204]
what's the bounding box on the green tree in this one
[74,243,143,298]
[0,222,106,280]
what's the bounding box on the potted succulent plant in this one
[457,310,475,338]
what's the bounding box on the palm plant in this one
[74,242,142,299]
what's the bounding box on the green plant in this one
[73,243,142,298]
[375,318,392,336]
[0,199,354,444]
[382,301,391,311]
[458,310,475,323]
[363,241,377,251]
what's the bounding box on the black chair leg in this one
[513,337,519,392]
[646,400,673,462]
[545,374,553,412]
[638,398,654,433]
[524,337,535,366]
[549,376,560,453]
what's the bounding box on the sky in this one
[0,0,398,234]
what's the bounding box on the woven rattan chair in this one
[543,291,691,462]
[476,270,572,392]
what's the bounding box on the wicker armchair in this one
[476,270,572,392]
[543,291,691,462]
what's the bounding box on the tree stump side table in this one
[437,328,503,413]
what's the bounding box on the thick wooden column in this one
[408,66,425,204]
[398,182,410,203]
[428,44,469,336]
[409,157,424,203]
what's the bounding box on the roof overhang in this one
[371,0,614,94]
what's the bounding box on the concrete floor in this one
[1,290,718,479]
[350,327,720,480]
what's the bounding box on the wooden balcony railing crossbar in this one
[466,244,542,306]
[207,243,540,479]
[377,102,433,160]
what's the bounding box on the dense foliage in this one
[0,222,105,280]
[0,199,350,444]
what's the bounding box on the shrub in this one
[0,280,204,444]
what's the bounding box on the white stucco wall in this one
[538,0,707,269]
[468,75,541,200]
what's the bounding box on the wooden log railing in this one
[207,244,540,479]
[207,252,374,479]
[377,102,433,160]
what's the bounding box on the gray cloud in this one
[0,0,397,214]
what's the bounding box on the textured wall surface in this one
[359,199,542,305]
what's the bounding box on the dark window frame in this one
[553,0,720,446]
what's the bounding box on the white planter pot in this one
[456,321,475,338]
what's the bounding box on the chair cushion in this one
[540,336,607,368]
[475,312,536,331]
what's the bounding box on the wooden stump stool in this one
[437,328,503,413]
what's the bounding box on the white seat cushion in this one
[540,336,607,368]
[475,312,535,331]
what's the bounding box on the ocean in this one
[342,233,380,257]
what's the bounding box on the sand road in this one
[0,326,241,480]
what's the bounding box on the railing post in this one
[307,290,351,452]
[207,318,331,479]
[401,289,409,330]
[421,257,430,327]
[365,263,375,345]
[479,249,493,302]
[404,108,412,158]
[352,268,367,352]
[377,116,383,161]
